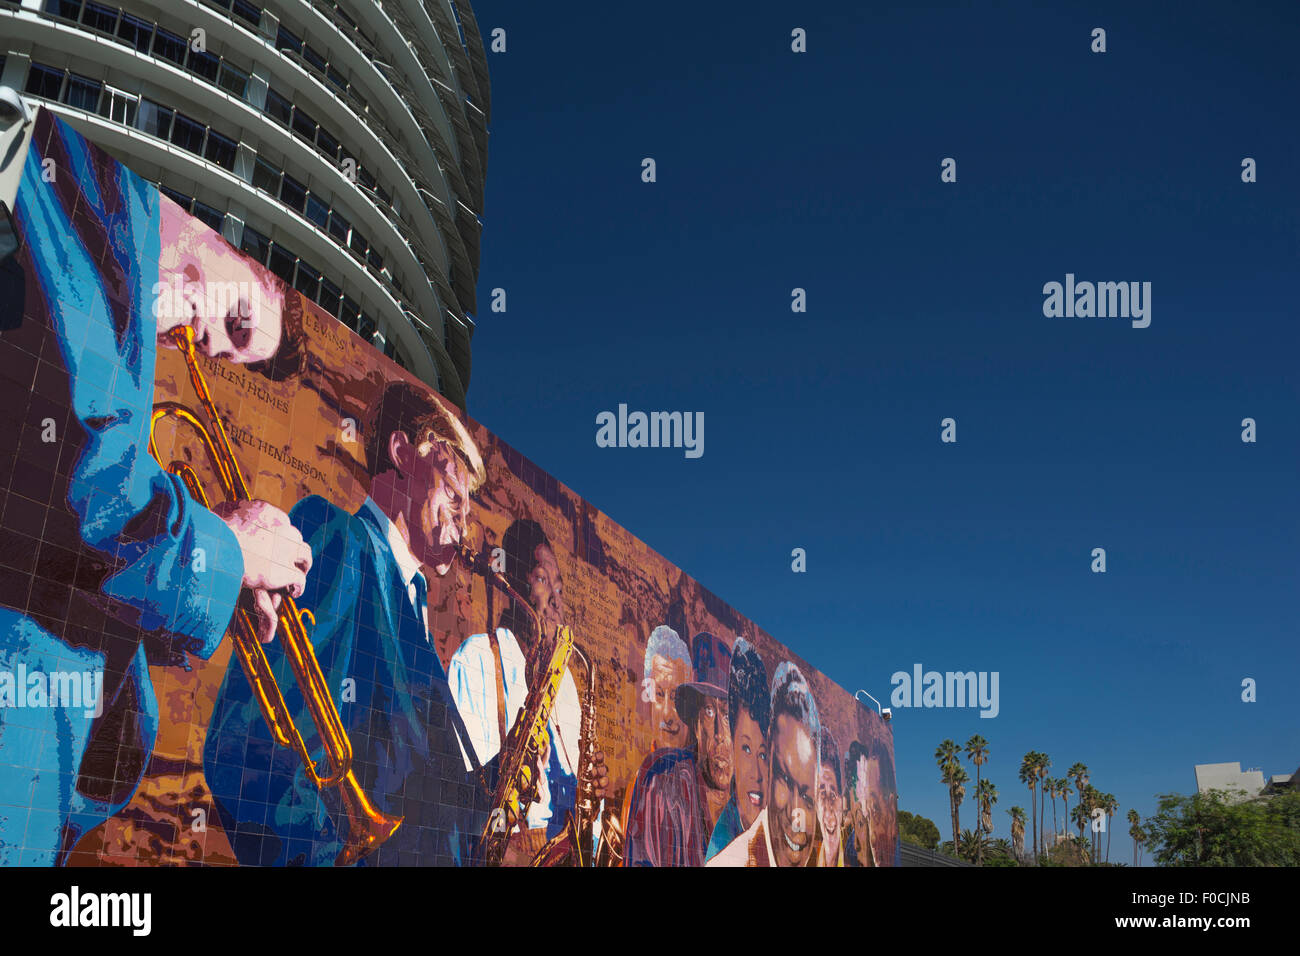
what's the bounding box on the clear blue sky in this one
[466,0,1298,856]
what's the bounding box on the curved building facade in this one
[0,0,490,406]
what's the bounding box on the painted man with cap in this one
[622,631,734,866]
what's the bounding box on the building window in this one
[137,99,174,138]
[293,261,320,300]
[152,27,187,67]
[275,25,302,55]
[326,66,347,93]
[188,49,220,84]
[291,107,318,144]
[366,248,383,271]
[264,87,292,127]
[349,228,368,258]
[81,1,118,34]
[99,86,139,126]
[318,278,341,317]
[327,210,349,244]
[316,127,340,162]
[231,0,261,27]
[356,166,375,191]
[64,73,102,112]
[48,1,83,22]
[304,194,330,231]
[252,156,281,194]
[25,64,64,101]
[205,130,237,171]
[192,200,224,232]
[159,185,192,212]
[218,61,249,99]
[339,296,360,332]
[279,174,306,214]
[357,312,377,341]
[266,243,295,284]
[116,13,154,53]
[170,113,207,155]
[302,45,327,75]
[240,225,270,264]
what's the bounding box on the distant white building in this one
[1193,762,1267,802]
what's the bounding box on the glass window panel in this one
[170,113,207,154]
[136,98,174,138]
[81,2,117,34]
[232,0,261,27]
[279,174,306,214]
[305,194,330,230]
[64,73,102,112]
[116,13,154,53]
[267,243,295,284]
[294,261,320,300]
[303,45,327,74]
[339,296,360,332]
[275,26,302,55]
[291,108,317,144]
[217,61,248,98]
[327,210,349,243]
[24,64,64,101]
[159,185,192,212]
[204,130,237,171]
[264,87,292,126]
[152,27,187,66]
[252,157,280,194]
[315,127,339,162]
[318,278,341,316]
[240,225,270,264]
[188,49,220,83]
[192,200,224,232]
[349,229,368,257]
[49,1,83,22]
[326,67,347,93]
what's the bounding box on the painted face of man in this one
[405,441,469,576]
[159,216,284,365]
[818,764,843,860]
[732,708,767,830]
[767,714,817,868]
[866,756,895,867]
[648,654,691,749]
[693,697,732,792]
[851,753,872,865]
[526,543,565,641]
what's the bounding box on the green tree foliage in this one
[1145,789,1300,867]
[898,809,942,850]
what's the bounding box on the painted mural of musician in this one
[815,726,845,867]
[707,661,820,867]
[204,379,487,865]
[0,110,310,865]
[622,631,734,867]
[447,518,590,864]
[704,637,770,861]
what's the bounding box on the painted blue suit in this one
[0,112,242,864]
[205,495,485,866]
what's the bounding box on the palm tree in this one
[1070,801,1089,845]
[1103,793,1119,864]
[964,735,989,822]
[1060,777,1074,838]
[1127,808,1141,867]
[1046,777,1060,844]
[957,828,991,863]
[1019,752,1040,861]
[1036,753,1051,858]
[952,765,969,854]
[975,779,998,864]
[1008,806,1026,862]
[936,740,962,855]
[1079,784,1102,862]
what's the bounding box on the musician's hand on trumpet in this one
[214,499,312,643]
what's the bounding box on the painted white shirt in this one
[447,627,582,829]
[359,497,428,637]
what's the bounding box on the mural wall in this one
[0,110,896,867]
